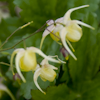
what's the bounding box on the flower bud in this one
[13,73,21,81]
[60,47,69,60]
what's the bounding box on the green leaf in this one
[31,84,76,100]
[68,12,99,83]
[20,71,50,99]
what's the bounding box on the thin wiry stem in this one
[0,28,20,49]
[0,21,33,49]
[23,40,26,50]
[0,20,64,52]
[0,22,47,52]
[0,62,10,66]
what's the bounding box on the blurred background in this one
[0,0,100,100]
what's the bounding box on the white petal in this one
[33,68,46,94]
[51,17,64,34]
[43,25,55,37]
[40,58,58,70]
[46,19,54,25]
[0,84,15,100]
[63,5,89,24]
[55,17,63,23]
[53,25,63,33]
[48,65,58,70]
[34,64,40,71]
[60,28,77,60]
[15,50,26,82]
[10,48,24,75]
[40,59,49,65]
[27,47,61,63]
[73,20,95,30]
[40,25,55,49]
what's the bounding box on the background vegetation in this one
[0,0,100,100]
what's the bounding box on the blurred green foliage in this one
[0,0,100,100]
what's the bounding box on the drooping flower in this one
[10,47,62,83]
[40,5,94,60]
[34,58,58,94]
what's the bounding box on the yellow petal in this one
[19,50,37,72]
[66,22,82,42]
[50,31,60,42]
[40,67,56,82]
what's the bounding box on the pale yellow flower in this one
[34,58,58,94]
[40,5,94,60]
[10,47,61,83]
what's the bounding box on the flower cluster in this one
[10,5,94,94]
[10,47,65,94]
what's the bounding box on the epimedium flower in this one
[40,5,94,60]
[10,47,63,83]
[34,58,58,94]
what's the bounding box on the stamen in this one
[66,39,75,52]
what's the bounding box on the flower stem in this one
[0,21,33,49]
[0,62,10,66]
